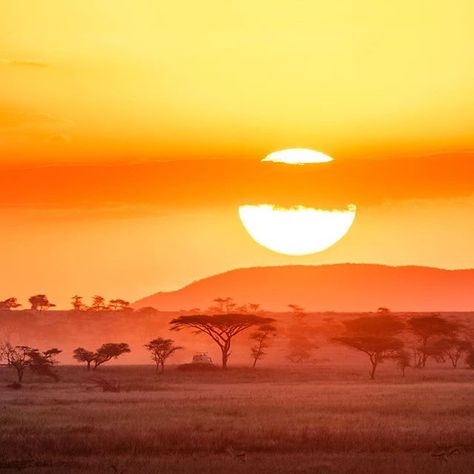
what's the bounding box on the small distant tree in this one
[73,347,96,371]
[335,315,405,379]
[288,304,306,321]
[249,324,276,368]
[28,348,62,381]
[0,297,22,310]
[93,343,130,369]
[108,299,132,311]
[286,335,318,364]
[395,349,411,376]
[29,294,55,311]
[377,307,391,314]
[145,338,183,374]
[408,315,459,368]
[90,295,107,312]
[210,297,236,314]
[170,313,275,369]
[71,295,87,311]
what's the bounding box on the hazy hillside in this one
[134,264,474,312]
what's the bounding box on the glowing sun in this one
[238,149,356,256]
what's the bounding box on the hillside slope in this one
[134,264,474,312]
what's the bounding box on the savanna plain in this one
[1,363,473,474]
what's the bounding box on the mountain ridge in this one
[134,264,474,312]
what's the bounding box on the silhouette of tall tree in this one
[145,338,182,374]
[335,315,405,379]
[170,313,275,369]
[28,294,55,311]
[407,315,459,368]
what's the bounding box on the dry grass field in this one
[1,364,473,473]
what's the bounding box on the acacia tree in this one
[28,348,62,381]
[89,295,107,311]
[93,343,130,369]
[407,315,459,368]
[71,295,87,311]
[108,299,132,311]
[29,294,55,311]
[170,313,275,369]
[335,315,405,379]
[0,298,21,310]
[249,324,276,368]
[427,337,472,368]
[73,347,96,370]
[145,338,183,374]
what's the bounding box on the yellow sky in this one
[1,1,474,307]
[1,0,474,162]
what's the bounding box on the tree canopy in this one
[170,313,275,369]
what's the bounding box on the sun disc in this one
[238,204,356,256]
[262,148,333,165]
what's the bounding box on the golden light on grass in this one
[262,149,333,165]
[238,204,356,256]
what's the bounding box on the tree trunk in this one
[160,361,164,374]
[369,355,377,380]
[16,367,24,383]
[86,361,91,371]
[252,357,258,368]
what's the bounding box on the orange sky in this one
[0,1,473,308]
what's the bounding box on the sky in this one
[1,1,473,308]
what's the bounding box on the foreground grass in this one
[0,365,473,473]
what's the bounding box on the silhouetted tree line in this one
[0,295,133,312]
[2,298,474,383]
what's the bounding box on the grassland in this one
[0,364,473,473]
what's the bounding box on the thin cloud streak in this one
[0,153,472,211]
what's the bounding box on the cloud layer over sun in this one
[0,154,472,212]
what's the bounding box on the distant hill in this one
[134,264,474,312]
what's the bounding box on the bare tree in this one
[249,324,276,368]
[170,313,275,369]
[0,343,61,382]
[0,343,31,382]
[73,347,96,370]
[145,338,182,374]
